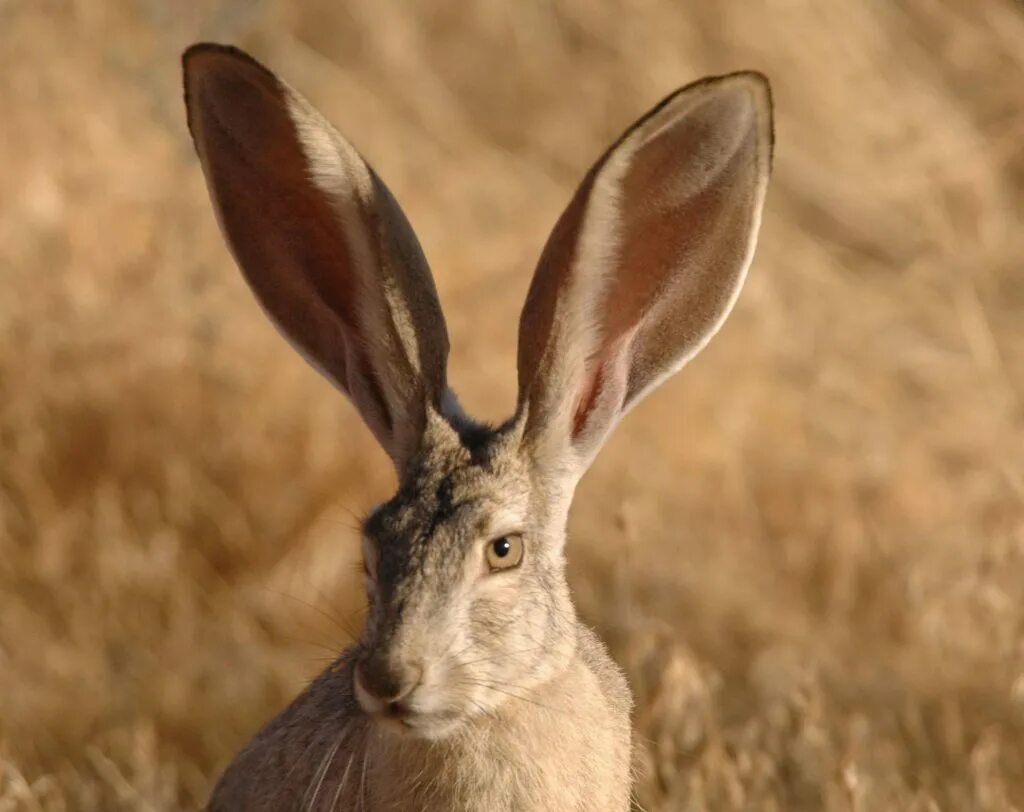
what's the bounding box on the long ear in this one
[183,44,450,473]
[517,72,773,481]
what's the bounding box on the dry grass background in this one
[2,0,1024,809]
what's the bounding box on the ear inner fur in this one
[184,44,773,811]
[183,44,451,471]
[515,72,773,483]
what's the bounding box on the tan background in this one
[2,1,1023,809]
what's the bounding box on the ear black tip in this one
[713,70,773,107]
[182,42,249,66]
[183,42,231,78]
[739,70,773,115]
[706,71,775,167]
[737,70,771,90]
[181,43,281,137]
[181,42,275,87]
[734,71,775,166]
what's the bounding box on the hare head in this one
[184,45,772,745]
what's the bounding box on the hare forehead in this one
[367,429,531,555]
[366,459,532,612]
[373,463,530,548]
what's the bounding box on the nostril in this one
[357,657,402,702]
[356,658,424,706]
[353,662,377,703]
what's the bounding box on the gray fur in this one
[207,415,631,810]
[183,42,773,811]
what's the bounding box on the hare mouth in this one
[370,706,465,740]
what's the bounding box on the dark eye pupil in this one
[493,538,511,557]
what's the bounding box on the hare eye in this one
[485,535,524,571]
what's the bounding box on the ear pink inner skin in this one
[572,354,607,439]
[516,169,598,406]
[186,50,469,456]
[180,50,773,808]
[537,84,762,453]
[191,50,765,480]
[187,46,472,472]
[188,55,365,378]
[599,90,756,396]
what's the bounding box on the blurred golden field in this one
[2,1,1024,809]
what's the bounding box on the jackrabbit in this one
[183,43,773,811]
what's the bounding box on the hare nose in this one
[355,657,423,707]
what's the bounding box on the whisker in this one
[265,588,362,641]
[303,736,335,812]
[454,677,572,717]
[310,583,369,635]
[454,643,548,669]
[443,636,477,665]
[630,788,652,812]
[278,727,329,805]
[437,625,477,664]
[280,634,345,659]
[358,746,370,811]
[403,749,434,803]
[306,728,344,812]
[329,746,358,811]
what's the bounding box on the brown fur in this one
[183,43,773,810]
